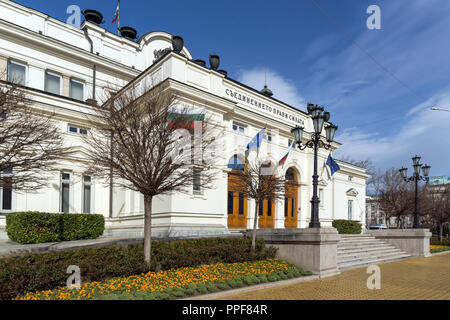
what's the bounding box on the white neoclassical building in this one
[0,0,369,239]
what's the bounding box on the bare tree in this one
[83,81,219,266]
[0,80,72,191]
[229,157,286,252]
[377,168,415,228]
[423,184,450,243]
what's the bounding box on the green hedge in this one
[332,219,362,234]
[6,212,105,244]
[0,237,276,300]
[430,236,450,246]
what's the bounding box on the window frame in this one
[44,71,62,95]
[60,172,72,213]
[193,167,202,194]
[82,175,93,214]
[0,169,14,213]
[69,78,85,101]
[7,60,27,85]
[348,200,353,220]
[67,124,89,136]
[232,122,245,133]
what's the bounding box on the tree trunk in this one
[440,222,443,244]
[251,201,259,253]
[143,195,153,267]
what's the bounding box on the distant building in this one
[365,196,413,229]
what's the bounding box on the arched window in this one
[228,155,245,171]
[285,168,297,182]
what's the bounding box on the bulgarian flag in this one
[279,140,294,166]
[112,1,120,24]
[168,106,205,132]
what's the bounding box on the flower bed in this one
[16,259,311,300]
[430,245,450,253]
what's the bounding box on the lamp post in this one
[291,103,338,228]
[399,155,431,229]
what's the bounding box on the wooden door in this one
[284,168,298,228]
[258,198,275,229]
[227,173,248,229]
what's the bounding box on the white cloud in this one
[237,68,306,109]
[334,90,450,176]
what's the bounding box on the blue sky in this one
[14,0,450,176]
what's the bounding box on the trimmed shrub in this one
[0,237,275,300]
[430,237,450,246]
[216,280,228,290]
[196,284,208,294]
[60,213,104,241]
[332,219,362,234]
[6,212,60,244]
[6,212,105,244]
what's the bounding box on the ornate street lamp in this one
[399,155,431,228]
[291,103,338,228]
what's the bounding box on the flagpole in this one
[117,0,121,35]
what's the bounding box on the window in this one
[83,175,92,214]
[232,123,245,133]
[348,200,353,220]
[68,125,89,135]
[1,168,13,211]
[7,61,26,85]
[288,139,293,147]
[45,72,61,95]
[227,192,234,214]
[193,168,201,193]
[61,172,71,213]
[258,199,263,216]
[284,198,288,217]
[70,79,84,101]
[265,134,272,142]
[238,193,244,215]
[291,198,295,217]
[319,189,324,208]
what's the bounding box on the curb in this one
[180,275,320,300]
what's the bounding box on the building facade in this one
[0,0,369,239]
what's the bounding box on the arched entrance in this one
[227,155,248,229]
[284,168,299,228]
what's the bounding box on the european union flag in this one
[326,154,340,175]
[247,128,266,151]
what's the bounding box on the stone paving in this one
[219,252,450,300]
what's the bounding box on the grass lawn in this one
[16,259,312,300]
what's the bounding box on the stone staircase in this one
[337,234,411,270]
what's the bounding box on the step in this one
[338,241,388,249]
[338,250,407,264]
[338,244,399,254]
[338,253,411,270]
[338,248,402,260]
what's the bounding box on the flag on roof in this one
[112,1,120,24]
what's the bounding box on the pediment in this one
[346,188,359,197]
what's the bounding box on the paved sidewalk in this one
[218,252,450,300]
